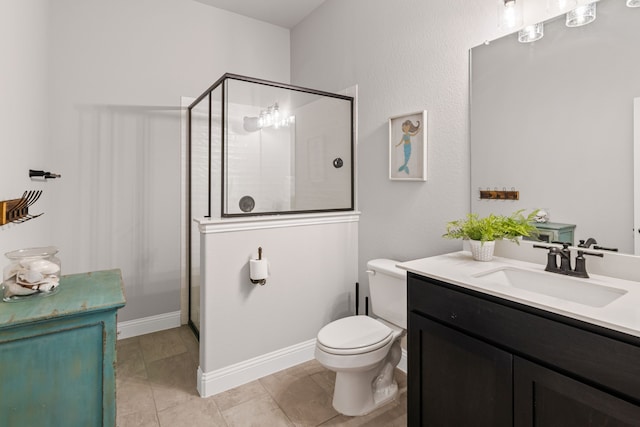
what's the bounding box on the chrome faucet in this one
[534,243,603,278]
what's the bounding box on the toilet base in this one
[332,370,399,416]
[330,339,403,416]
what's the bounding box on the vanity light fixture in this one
[244,102,295,132]
[498,0,523,30]
[566,2,597,27]
[518,22,544,43]
[627,0,640,8]
[547,0,578,14]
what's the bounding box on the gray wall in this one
[290,0,601,288]
[0,0,51,257]
[3,0,594,323]
[291,0,497,288]
[199,217,358,375]
[45,0,290,321]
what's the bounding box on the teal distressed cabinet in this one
[527,221,576,244]
[0,269,126,427]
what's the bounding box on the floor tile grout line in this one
[116,327,407,427]
[256,376,298,426]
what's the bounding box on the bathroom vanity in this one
[400,252,640,427]
[0,269,125,426]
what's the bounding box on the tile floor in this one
[116,326,407,427]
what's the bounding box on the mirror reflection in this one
[470,0,640,254]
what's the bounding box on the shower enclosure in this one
[188,74,354,335]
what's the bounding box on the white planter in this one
[468,239,495,262]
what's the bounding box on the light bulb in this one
[504,2,517,27]
[566,3,597,27]
[498,0,523,30]
[547,0,577,13]
[518,23,544,43]
[627,0,640,7]
[265,107,273,127]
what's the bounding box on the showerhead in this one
[243,116,261,132]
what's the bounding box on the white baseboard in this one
[198,339,317,397]
[117,311,182,340]
[196,339,409,398]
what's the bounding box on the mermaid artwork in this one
[395,119,421,175]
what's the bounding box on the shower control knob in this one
[333,158,343,168]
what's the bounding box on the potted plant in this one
[443,209,538,261]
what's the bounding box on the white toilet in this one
[315,259,406,416]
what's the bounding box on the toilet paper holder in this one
[250,247,267,286]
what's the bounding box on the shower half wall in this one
[188,74,355,336]
[187,74,358,396]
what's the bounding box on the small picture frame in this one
[388,110,427,181]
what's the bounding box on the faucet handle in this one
[574,250,604,278]
[578,250,604,258]
[593,245,618,252]
[533,244,555,250]
[533,244,560,255]
[578,238,598,248]
[534,244,560,272]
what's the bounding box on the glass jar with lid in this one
[2,246,61,301]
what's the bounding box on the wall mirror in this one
[470,0,640,254]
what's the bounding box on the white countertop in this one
[398,251,640,339]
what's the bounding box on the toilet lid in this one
[317,316,393,351]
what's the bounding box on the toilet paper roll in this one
[250,258,269,281]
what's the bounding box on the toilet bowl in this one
[315,259,407,416]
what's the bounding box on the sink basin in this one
[473,267,627,308]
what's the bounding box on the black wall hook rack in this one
[0,190,44,225]
[29,169,61,179]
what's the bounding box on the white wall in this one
[45,0,290,321]
[198,214,358,394]
[290,0,579,289]
[0,0,52,257]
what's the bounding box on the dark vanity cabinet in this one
[407,272,640,427]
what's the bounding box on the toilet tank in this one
[367,259,407,329]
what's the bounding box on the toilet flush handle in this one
[366,269,376,275]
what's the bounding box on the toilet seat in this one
[317,316,393,355]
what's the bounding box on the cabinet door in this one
[514,357,640,427]
[1,312,118,427]
[408,312,513,427]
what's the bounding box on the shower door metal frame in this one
[216,73,355,218]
